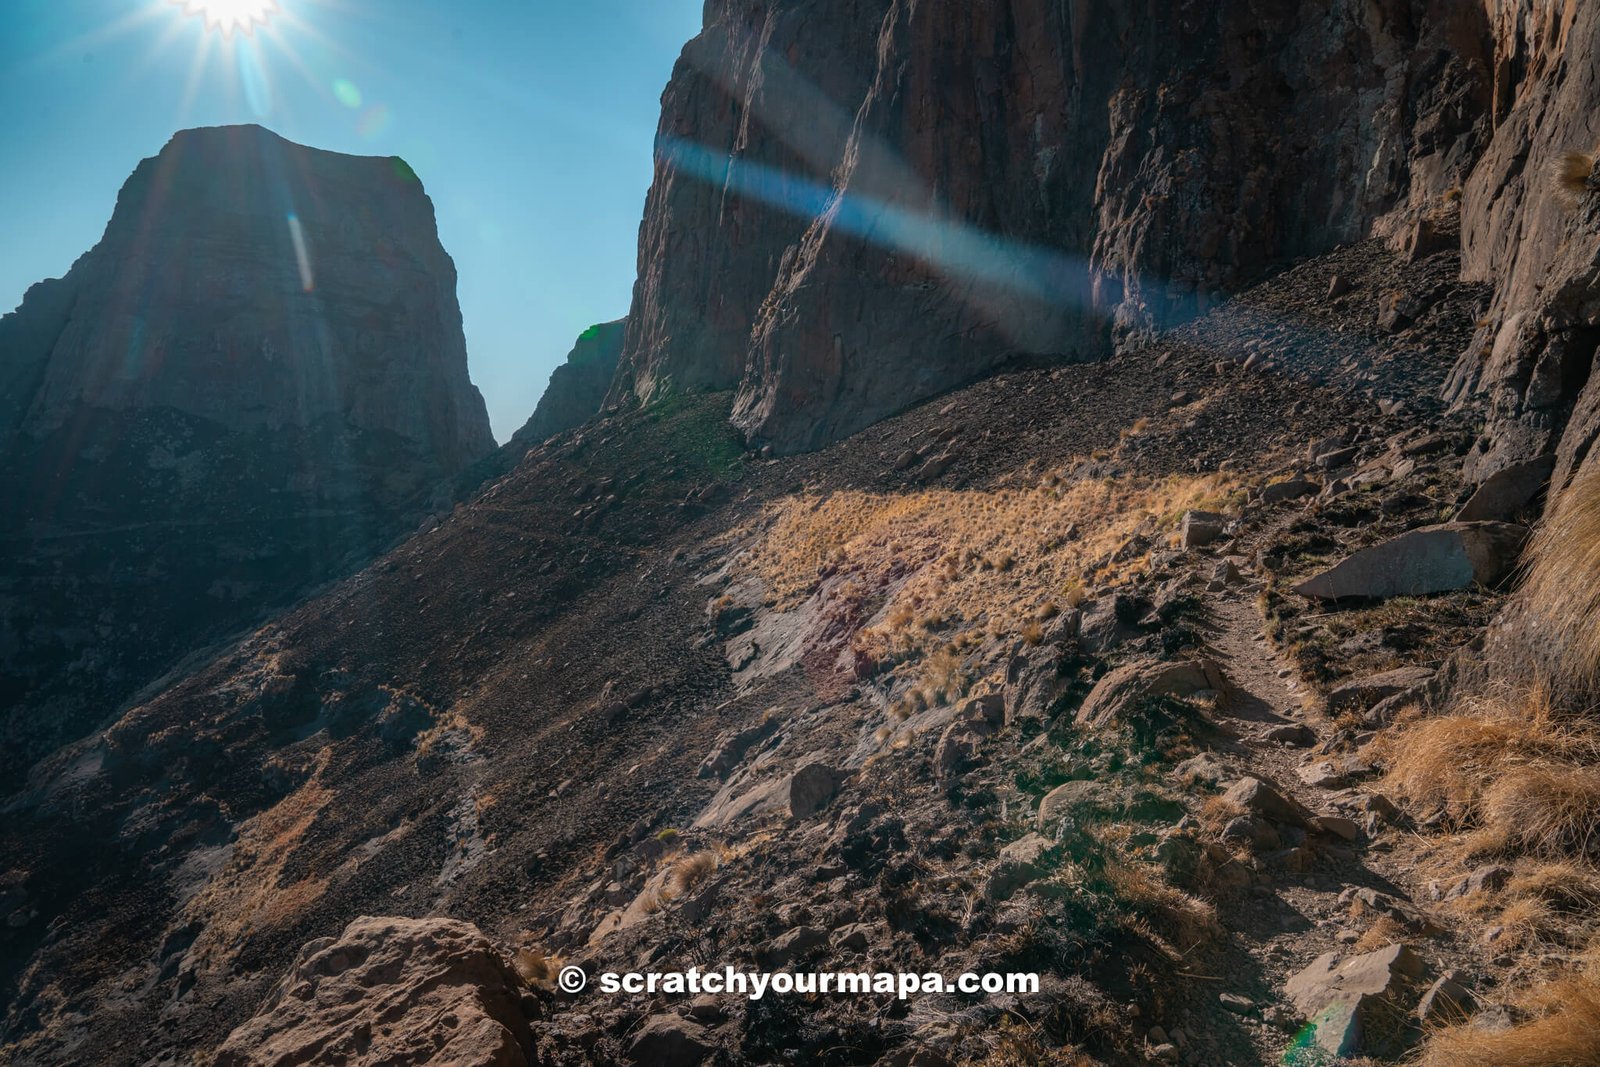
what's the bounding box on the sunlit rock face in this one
[611,0,1496,454]
[1446,0,1600,491]
[0,124,493,778]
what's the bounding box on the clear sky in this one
[0,0,703,441]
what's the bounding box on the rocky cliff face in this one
[509,318,626,449]
[0,125,494,777]
[1446,0,1600,493]
[611,0,1498,453]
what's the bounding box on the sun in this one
[170,0,280,36]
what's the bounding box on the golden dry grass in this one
[1414,961,1600,1067]
[1380,684,1600,858]
[731,474,1238,699]
[670,850,718,894]
[1522,460,1600,687]
[513,946,565,987]
[1352,915,1410,954]
[1103,860,1220,954]
[182,752,334,963]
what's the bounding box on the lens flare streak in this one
[286,213,313,291]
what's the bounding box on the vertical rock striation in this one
[0,125,494,777]
[1446,0,1600,491]
[611,0,1496,454]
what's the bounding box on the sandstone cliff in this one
[509,318,626,449]
[1446,0,1600,493]
[0,124,494,777]
[611,0,1499,453]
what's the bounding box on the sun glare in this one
[170,0,280,36]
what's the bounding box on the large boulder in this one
[1075,659,1229,728]
[1003,644,1070,724]
[935,693,1005,777]
[1221,776,1311,828]
[1294,522,1527,600]
[1283,944,1425,1059]
[985,833,1055,900]
[213,916,534,1067]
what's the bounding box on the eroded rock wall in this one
[1447,0,1600,491]
[0,125,494,777]
[614,0,1496,454]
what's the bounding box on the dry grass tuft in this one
[1352,915,1410,954]
[1380,683,1600,858]
[1522,460,1600,686]
[1554,147,1597,207]
[1414,962,1600,1066]
[670,850,719,894]
[1197,795,1246,831]
[1104,861,1220,953]
[513,946,565,987]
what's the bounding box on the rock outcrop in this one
[0,125,494,777]
[213,916,535,1067]
[610,0,1494,453]
[1446,1,1600,492]
[1293,521,1527,600]
[510,318,626,449]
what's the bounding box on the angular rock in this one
[1315,446,1360,470]
[1284,944,1425,1059]
[1075,659,1228,729]
[1297,756,1370,790]
[1174,752,1228,785]
[1417,972,1475,1024]
[832,923,872,953]
[626,1014,715,1067]
[698,714,781,779]
[1037,781,1111,829]
[1393,211,1458,263]
[1180,510,1226,549]
[1262,723,1315,747]
[1294,522,1528,600]
[935,693,1006,776]
[986,832,1054,900]
[1311,815,1360,842]
[1445,864,1514,900]
[1456,455,1555,522]
[213,916,532,1067]
[1003,643,1070,724]
[789,763,840,819]
[1308,435,1350,463]
[763,925,828,966]
[1326,667,1435,716]
[1077,594,1148,654]
[1261,478,1317,504]
[1221,777,1310,828]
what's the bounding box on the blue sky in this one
[0,0,703,441]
